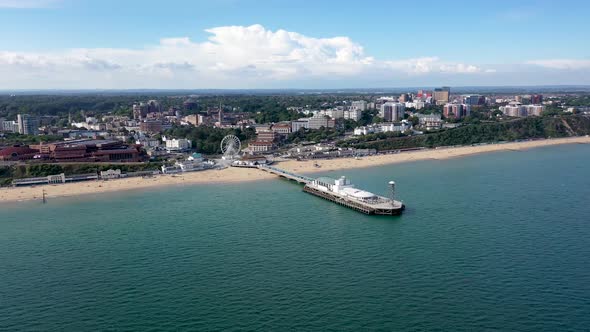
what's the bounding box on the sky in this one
[0,0,589,89]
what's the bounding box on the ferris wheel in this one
[220,135,241,158]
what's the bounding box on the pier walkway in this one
[257,165,313,185]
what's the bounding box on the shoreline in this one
[1,136,589,204]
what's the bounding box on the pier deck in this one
[258,165,313,185]
[257,165,404,216]
[302,185,404,215]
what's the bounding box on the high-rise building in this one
[399,93,411,103]
[433,87,451,105]
[530,94,543,104]
[417,90,433,98]
[351,100,368,111]
[499,105,543,117]
[146,100,161,113]
[463,95,485,106]
[183,114,199,126]
[380,102,406,122]
[1,120,19,133]
[443,104,471,118]
[526,105,544,116]
[17,114,40,135]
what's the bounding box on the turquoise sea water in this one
[1,144,590,331]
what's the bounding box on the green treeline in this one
[0,133,65,146]
[338,115,590,151]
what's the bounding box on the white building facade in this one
[165,138,192,152]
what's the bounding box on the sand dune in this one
[1,136,588,203]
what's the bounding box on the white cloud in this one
[385,57,483,74]
[526,59,590,70]
[0,24,497,88]
[0,0,60,8]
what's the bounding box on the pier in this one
[257,165,404,216]
[257,165,313,185]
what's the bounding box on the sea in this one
[1,144,589,331]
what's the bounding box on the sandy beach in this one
[1,136,589,203]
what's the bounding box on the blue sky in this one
[0,0,589,89]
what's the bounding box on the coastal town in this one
[1,88,590,200]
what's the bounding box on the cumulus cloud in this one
[0,24,494,88]
[526,59,590,70]
[384,57,484,74]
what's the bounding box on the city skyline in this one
[1,0,589,89]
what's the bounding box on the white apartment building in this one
[308,115,335,129]
[353,120,412,136]
[1,120,19,133]
[291,120,309,132]
[344,109,362,121]
[416,114,443,130]
[499,105,544,117]
[405,101,426,110]
[319,108,344,119]
[165,138,192,152]
[350,100,368,111]
[136,137,161,148]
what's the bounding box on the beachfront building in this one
[248,140,276,154]
[12,173,99,187]
[13,173,66,187]
[246,130,278,154]
[232,155,270,167]
[100,169,122,179]
[161,158,212,174]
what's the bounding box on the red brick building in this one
[29,139,142,162]
[0,146,39,161]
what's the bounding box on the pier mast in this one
[388,181,396,203]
